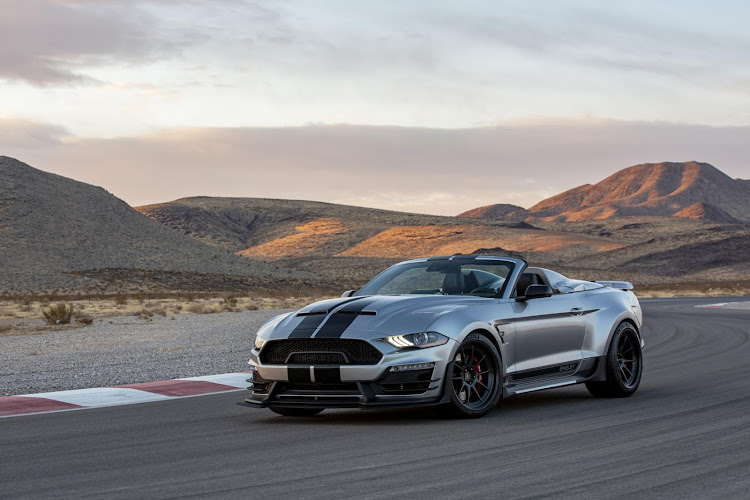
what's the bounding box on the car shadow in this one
[246,386,600,426]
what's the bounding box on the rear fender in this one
[589,312,642,382]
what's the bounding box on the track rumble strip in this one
[0,372,250,418]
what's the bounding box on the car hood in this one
[267,295,488,340]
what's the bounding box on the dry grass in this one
[0,292,331,322]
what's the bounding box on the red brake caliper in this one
[473,356,483,394]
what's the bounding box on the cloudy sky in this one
[1,0,749,214]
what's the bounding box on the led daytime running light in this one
[390,362,435,372]
[387,335,415,348]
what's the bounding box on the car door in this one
[511,292,587,374]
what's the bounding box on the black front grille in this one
[287,352,347,364]
[259,339,383,365]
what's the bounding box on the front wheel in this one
[442,333,502,418]
[586,322,643,398]
[270,407,323,417]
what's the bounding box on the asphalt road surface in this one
[2,297,750,499]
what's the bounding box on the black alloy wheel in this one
[586,322,643,398]
[444,333,502,418]
[616,329,640,389]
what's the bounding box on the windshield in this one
[356,260,515,298]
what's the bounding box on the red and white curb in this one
[695,303,729,309]
[0,372,250,418]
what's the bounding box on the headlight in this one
[384,332,448,349]
[253,312,291,350]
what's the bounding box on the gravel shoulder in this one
[0,309,289,396]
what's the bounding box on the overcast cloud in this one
[1,1,749,214]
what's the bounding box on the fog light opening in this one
[389,362,435,372]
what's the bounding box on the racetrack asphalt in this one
[2,297,749,499]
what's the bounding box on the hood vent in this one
[337,310,377,316]
[296,310,328,316]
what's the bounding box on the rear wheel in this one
[269,407,324,417]
[586,322,642,398]
[442,333,502,418]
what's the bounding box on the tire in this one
[442,332,503,418]
[269,407,324,417]
[586,322,643,398]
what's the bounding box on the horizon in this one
[1,1,749,215]
[3,153,747,217]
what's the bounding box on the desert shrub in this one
[0,324,11,333]
[114,294,128,306]
[42,303,75,325]
[76,315,94,325]
[151,306,168,317]
[222,296,239,307]
[187,303,206,314]
[246,303,259,311]
[136,308,154,320]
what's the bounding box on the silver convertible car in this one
[240,255,644,418]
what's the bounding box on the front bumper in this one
[242,340,456,409]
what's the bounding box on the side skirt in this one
[505,357,599,396]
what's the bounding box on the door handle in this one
[570,307,583,316]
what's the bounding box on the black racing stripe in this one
[287,367,311,383]
[315,297,380,339]
[288,314,327,339]
[288,297,368,339]
[313,313,359,339]
[314,367,342,384]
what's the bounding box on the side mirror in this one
[517,284,553,301]
[341,290,356,298]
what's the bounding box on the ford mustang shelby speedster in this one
[240,255,644,418]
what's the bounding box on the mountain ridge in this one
[2,156,749,292]
[461,162,750,222]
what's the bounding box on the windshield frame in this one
[355,256,524,299]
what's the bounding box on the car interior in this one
[515,269,552,297]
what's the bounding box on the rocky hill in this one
[462,162,750,223]
[672,203,740,223]
[457,203,529,221]
[136,195,750,287]
[136,197,623,264]
[0,157,299,293]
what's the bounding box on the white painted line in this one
[29,387,172,407]
[179,372,249,389]
[695,303,728,308]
